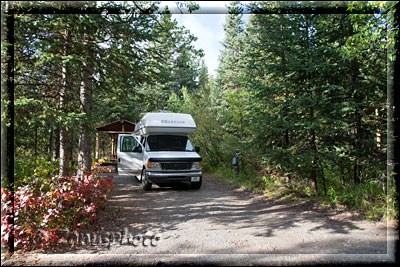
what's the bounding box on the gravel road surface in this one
[4,174,397,265]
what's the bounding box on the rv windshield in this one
[146,135,194,152]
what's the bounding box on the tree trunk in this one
[319,161,327,196]
[311,167,318,195]
[351,59,362,185]
[310,129,318,194]
[59,29,71,177]
[52,127,60,161]
[77,30,94,177]
[34,124,38,160]
[95,133,99,160]
[77,76,93,176]
[375,108,381,149]
[48,127,52,156]
[353,162,360,185]
[309,105,325,195]
[1,2,15,253]
[339,158,345,187]
[353,109,362,185]
[59,127,70,177]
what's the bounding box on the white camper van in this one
[117,112,202,190]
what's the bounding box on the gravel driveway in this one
[4,174,397,265]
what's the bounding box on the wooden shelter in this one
[95,119,136,161]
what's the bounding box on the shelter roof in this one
[96,119,135,134]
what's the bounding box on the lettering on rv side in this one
[161,120,185,124]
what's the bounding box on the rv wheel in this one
[141,169,152,191]
[191,177,202,189]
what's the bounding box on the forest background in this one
[1,1,398,223]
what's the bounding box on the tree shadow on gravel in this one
[57,174,388,255]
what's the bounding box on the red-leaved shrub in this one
[1,164,115,251]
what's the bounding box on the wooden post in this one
[95,132,99,159]
[111,134,114,158]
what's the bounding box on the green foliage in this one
[199,1,396,220]
[11,1,205,176]
[14,149,60,188]
[166,82,227,166]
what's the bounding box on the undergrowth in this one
[208,163,398,222]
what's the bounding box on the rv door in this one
[117,134,143,176]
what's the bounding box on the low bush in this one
[1,160,115,251]
[14,150,60,188]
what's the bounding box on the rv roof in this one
[135,112,196,135]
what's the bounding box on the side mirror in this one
[133,146,142,153]
[195,146,200,153]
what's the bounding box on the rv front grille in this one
[161,162,192,170]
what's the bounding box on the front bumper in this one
[147,171,202,183]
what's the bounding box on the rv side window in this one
[120,136,138,152]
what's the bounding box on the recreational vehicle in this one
[117,112,202,190]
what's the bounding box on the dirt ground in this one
[3,174,398,265]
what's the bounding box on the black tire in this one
[190,177,202,189]
[141,169,152,191]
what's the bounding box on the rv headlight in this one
[147,162,160,169]
[192,161,202,169]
